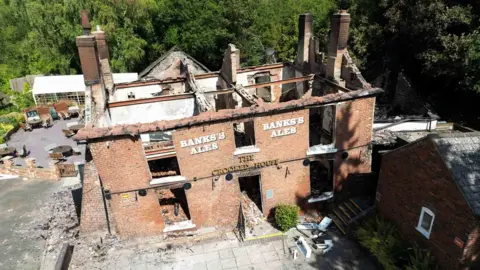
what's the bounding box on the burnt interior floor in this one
[148,157,180,178]
[156,188,190,225]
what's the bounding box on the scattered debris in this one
[373,129,397,145]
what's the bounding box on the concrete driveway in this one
[0,177,61,269]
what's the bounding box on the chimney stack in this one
[76,10,100,85]
[92,25,114,98]
[76,35,101,85]
[92,26,110,60]
[295,13,313,68]
[326,10,351,80]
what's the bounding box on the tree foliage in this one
[0,0,336,97]
[348,0,480,127]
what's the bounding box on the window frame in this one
[416,206,435,239]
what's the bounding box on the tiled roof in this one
[432,133,480,215]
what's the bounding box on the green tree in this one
[4,83,35,111]
[349,0,480,127]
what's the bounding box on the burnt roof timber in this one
[75,87,383,141]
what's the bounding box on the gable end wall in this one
[377,138,476,269]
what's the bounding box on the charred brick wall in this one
[80,161,108,234]
[334,97,375,193]
[89,136,164,238]
[84,96,377,237]
[173,109,310,229]
[377,138,476,269]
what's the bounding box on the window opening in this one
[309,106,334,147]
[142,131,174,152]
[156,188,191,225]
[416,207,435,239]
[233,120,255,148]
[253,72,272,102]
[308,160,334,203]
[148,157,180,178]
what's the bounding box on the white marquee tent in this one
[32,73,137,105]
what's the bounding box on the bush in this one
[275,204,299,232]
[0,123,15,141]
[406,245,437,270]
[0,112,24,126]
[355,216,406,269]
[355,216,437,270]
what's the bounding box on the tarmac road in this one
[0,177,61,269]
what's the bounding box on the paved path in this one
[71,229,376,270]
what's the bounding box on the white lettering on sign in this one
[263,117,304,138]
[180,132,225,155]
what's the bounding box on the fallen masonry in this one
[14,185,81,269]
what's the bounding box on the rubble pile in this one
[240,192,263,231]
[69,235,122,268]
[373,129,397,145]
[15,187,80,252]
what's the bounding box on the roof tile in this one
[432,133,480,215]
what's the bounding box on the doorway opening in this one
[156,188,191,226]
[238,175,262,212]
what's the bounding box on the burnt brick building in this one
[377,133,480,269]
[75,10,383,238]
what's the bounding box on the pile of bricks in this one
[240,192,264,230]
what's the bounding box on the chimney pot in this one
[92,30,110,60]
[80,10,91,35]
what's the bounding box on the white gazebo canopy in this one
[32,73,138,95]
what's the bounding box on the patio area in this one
[6,119,86,168]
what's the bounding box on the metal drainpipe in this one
[99,177,112,235]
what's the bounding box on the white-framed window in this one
[416,207,435,239]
